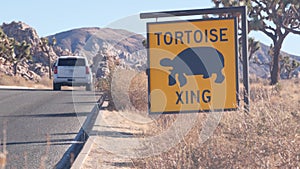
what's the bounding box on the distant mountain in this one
[47,27,146,63]
[249,43,300,78]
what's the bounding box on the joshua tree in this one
[280,55,300,79]
[248,37,260,60]
[250,1,300,84]
[39,37,56,79]
[12,40,31,75]
[0,29,15,64]
[238,37,260,62]
[0,29,31,75]
[212,0,300,85]
[142,39,147,48]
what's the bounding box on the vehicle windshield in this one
[58,58,85,66]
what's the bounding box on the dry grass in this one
[0,73,51,88]
[0,121,7,169]
[0,153,6,169]
[128,72,148,112]
[100,68,148,113]
[120,74,300,168]
[0,73,31,87]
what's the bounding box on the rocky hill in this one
[2,21,40,50]
[48,27,145,54]
[0,21,147,83]
[1,22,49,81]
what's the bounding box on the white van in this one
[53,56,93,91]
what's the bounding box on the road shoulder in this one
[73,107,150,169]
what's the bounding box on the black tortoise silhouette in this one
[160,46,225,87]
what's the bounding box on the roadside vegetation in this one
[0,121,6,169]
[0,72,51,88]
[94,63,299,168]
[92,35,299,167]
[123,74,299,168]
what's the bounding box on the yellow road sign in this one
[147,18,239,113]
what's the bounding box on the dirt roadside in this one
[80,109,150,169]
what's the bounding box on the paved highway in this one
[0,88,99,169]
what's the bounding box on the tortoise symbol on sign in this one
[160,46,225,87]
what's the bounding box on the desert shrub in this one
[95,58,116,110]
[128,72,148,111]
[96,64,148,113]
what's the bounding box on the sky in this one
[1,0,299,56]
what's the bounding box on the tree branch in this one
[282,26,300,35]
[282,5,300,35]
[265,25,276,34]
[260,26,276,42]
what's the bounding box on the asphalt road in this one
[0,88,100,169]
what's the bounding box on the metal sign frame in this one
[140,6,250,113]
